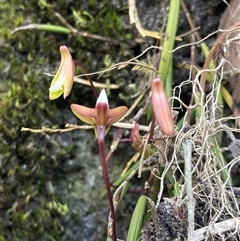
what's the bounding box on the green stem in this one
[158,0,180,82]
[165,57,173,100]
[97,126,117,241]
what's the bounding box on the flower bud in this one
[151,78,174,136]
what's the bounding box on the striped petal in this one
[107,106,128,127]
[70,104,96,126]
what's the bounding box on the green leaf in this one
[126,195,147,241]
[158,0,180,82]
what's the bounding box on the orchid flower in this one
[71,89,128,138]
[71,89,128,241]
[130,123,153,156]
[130,123,143,153]
[151,78,175,136]
[49,45,75,100]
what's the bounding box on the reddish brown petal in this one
[107,106,128,128]
[70,104,96,126]
[95,102,109,126]
[130,123,144,153]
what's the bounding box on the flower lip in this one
[96,101,109,126]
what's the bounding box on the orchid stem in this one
[148,114,156,142]
[74,60,98,98]
[97,126,117,241]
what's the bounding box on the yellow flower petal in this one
[49,46,75,100]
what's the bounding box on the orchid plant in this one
[49,45,130,241]
[18,0,236,238]
[71,89,128,241]
[47,45,175,241]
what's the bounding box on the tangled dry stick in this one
[140,28,240,239]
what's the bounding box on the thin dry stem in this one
[193,217,240,241]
